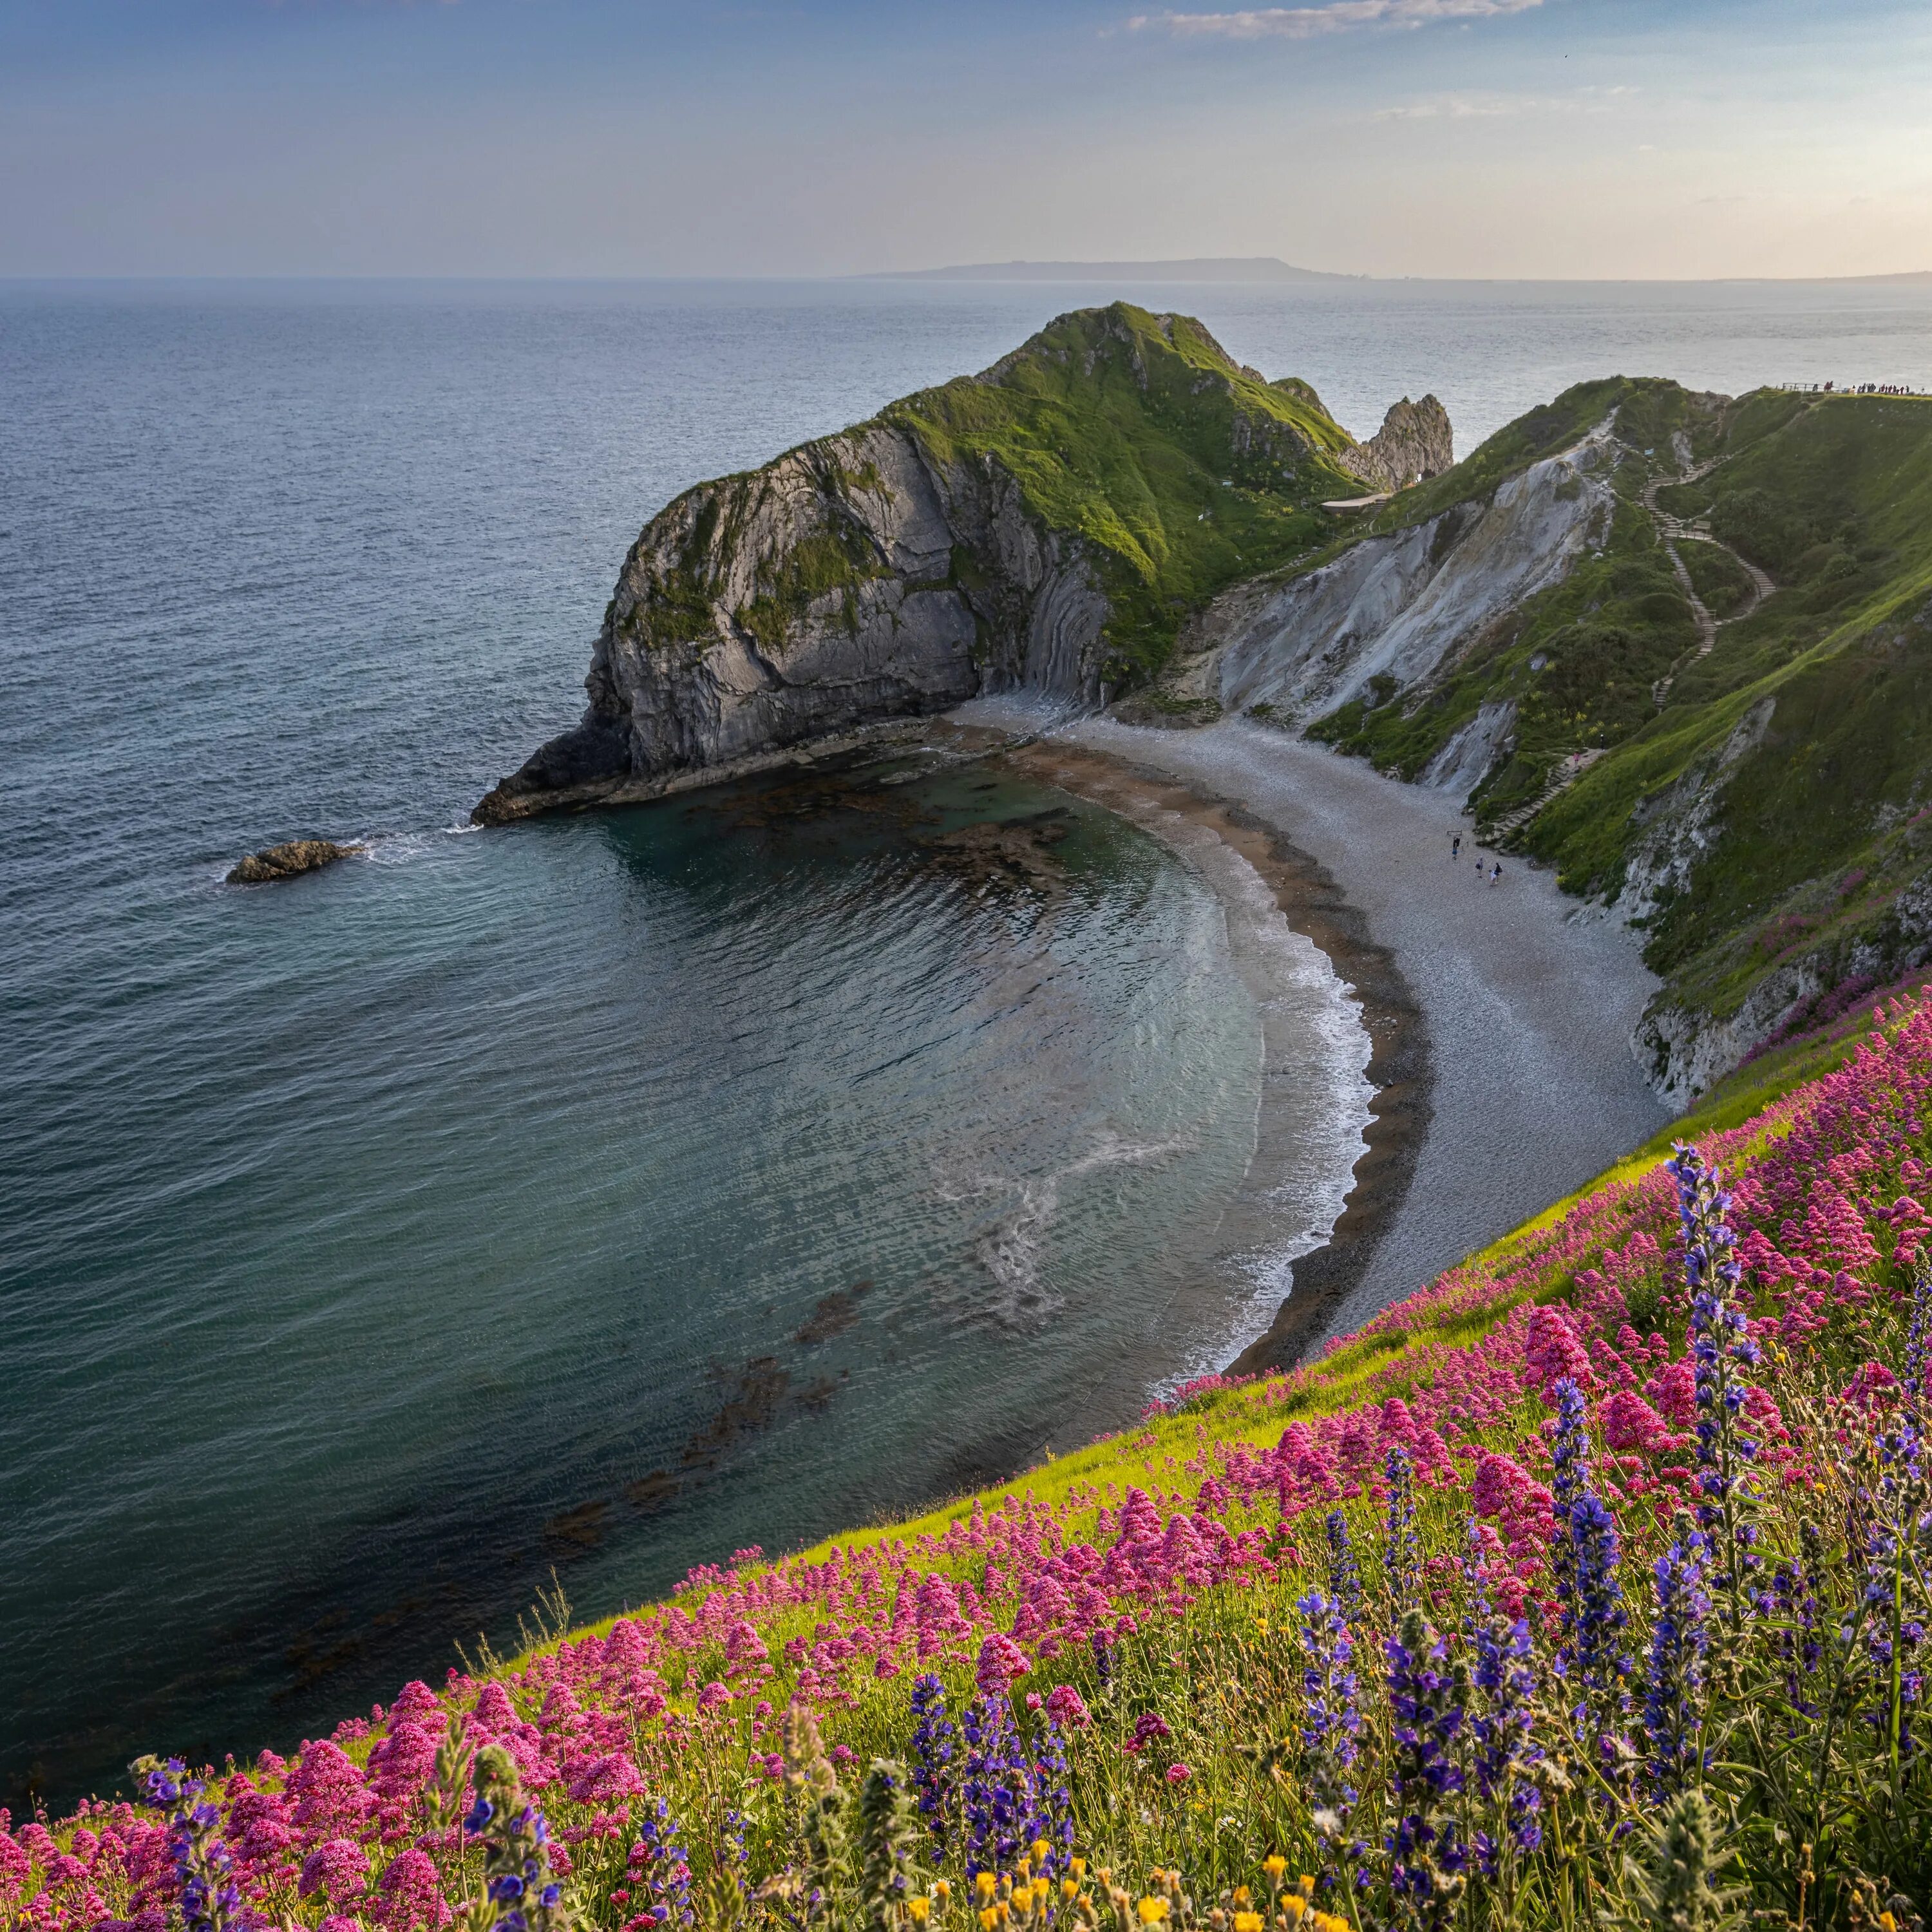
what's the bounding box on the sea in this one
[4,274,1929,1810]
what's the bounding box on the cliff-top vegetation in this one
[16,948,1932,1931]
[887,306,1372,682]
[1303,380,1932,1087]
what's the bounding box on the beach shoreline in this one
[998,739,1427,1374]
[999,712,1674,1361]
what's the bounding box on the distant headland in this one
[860,256,1363,283]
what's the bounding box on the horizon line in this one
[3,268,1929,287]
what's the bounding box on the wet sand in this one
[1007,714,1674,1364]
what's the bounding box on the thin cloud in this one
[1373,86,1640,120]
[1131,0,1540,39]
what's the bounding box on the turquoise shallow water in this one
[5,275,1928,1810]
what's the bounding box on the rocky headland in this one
[473,303,1449,824]
[483,305,1932,1121]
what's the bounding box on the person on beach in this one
[1490,862,1502,887]
[1451,833,1461,860]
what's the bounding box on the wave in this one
[939,1129,1195,1331]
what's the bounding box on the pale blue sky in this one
[2,0,1927,278]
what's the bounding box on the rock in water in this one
[226,839,360,884]
[474,303,1448,824]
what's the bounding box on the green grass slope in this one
[1303,377,1932,1083]
[887,304,1370,682]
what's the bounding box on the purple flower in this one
[1669,1142,1763,1625]
[909,1674,957,1852]
[1464,1526,1542,1869]
[1385,1448,1420,1618]
[960,1692,1033,1877]
[1550,1381,1630,1748]
[1325,1510,1365,1626]
[1296,1587,1361,1832]
[1642,1515,1711,1797]
[634,1797,694,1927]
[1385,1609,1468,1922]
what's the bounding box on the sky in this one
[1,0,1928,280]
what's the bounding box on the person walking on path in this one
[1451,833,1461,860]
[1490,862,1502,887]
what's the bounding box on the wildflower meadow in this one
[18,996,1932,1932]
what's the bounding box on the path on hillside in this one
[1643,440,1777,705]
[1040,714,1672,1347]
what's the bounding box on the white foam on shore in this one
[1034,777,1377,1385]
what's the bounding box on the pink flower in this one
[1045,1684,1092,1731]
[1164,1763,1191,1785]
[696,1680,731,1713]
[1841,1360,1900,1414]
[975,1632,1030,1699]
[298,1839,370,1906]
[1600,1389,1679,1455]
[372,1848,448,1931]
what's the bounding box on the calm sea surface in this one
[4,276,1929,1808]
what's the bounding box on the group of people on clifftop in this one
[1785,380,1926,395]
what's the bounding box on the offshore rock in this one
[226,839,361,884]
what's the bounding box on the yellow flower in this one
[1235,1915,1264,1932]
[1071,1859,1088,1879]
[935,1881,952,1901]
[980,1913,999,1932]
[1138,1901,1171,1925]
[1880,1917,1899,1932]
[1032,1840,1050,1865]
[1262,1857,1287,1882]
[1283,1899,1307,1922]
[907,1902,931,1926]
[1299,1879,1316,1898]
[978,1872,998,1900]
[1255,1615,1271,1633]
[1063,1879,1081,1900]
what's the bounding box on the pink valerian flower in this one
[1600,1388,1683,1457]
[1841,1359,1902,1414]
[562,1752,646,1806]
[1526,1303,1594,1397]
[723,1620,769,1678]
[1164,1764,1191,1785]
[366,1721,439,1806]
[975,1632,1030,1699]
[371,1848,448,1931]
[286,1740,375,1841]
[1645,1358,1698,1430]
[1045,1685,1092,1730]
[298,1838,370,1906]
[1123,1712,1171,1756]
[695,1680,732,1713]
[385,1681,444,1728]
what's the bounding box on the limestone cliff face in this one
[475,423,1111,822]
[1336,397,1454,494]
[475,302,1433,824]
[1166,417,1617,728]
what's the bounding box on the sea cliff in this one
[473,304,1450,822]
